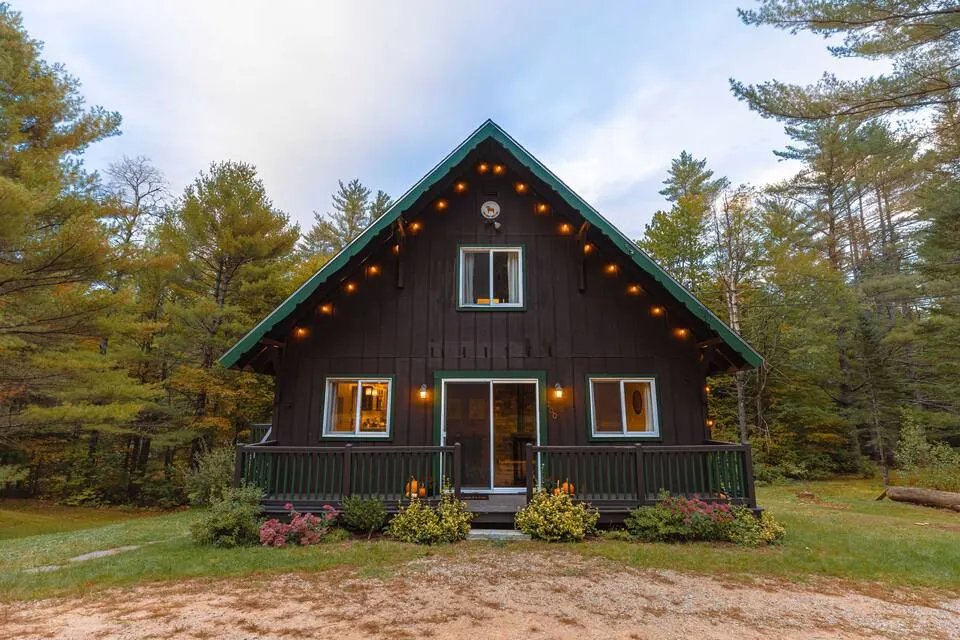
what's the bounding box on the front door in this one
[440,378,539,492]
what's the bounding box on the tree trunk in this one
[880,487,960,512]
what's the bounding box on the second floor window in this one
[459,246,524,308]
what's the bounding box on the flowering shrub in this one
[386,492,473,544]
[514,490,599,542]
[625,494,786,546]
[259,503,339,547]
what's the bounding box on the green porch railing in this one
[525,442,756,508]
[234,443,462,509]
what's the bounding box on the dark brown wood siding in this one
[272,148,709,447]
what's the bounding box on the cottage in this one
[222,120,761,524]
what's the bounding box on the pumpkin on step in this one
[552,487,561,496]
[418,486,427,497]
[404,478,419,498]
[561,481,574,495]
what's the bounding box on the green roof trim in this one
[219,119,762,370]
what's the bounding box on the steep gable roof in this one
[220,120,762,370]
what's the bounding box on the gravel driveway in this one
[3,550,958,639]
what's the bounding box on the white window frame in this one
[588,377,660,438]
[322,377,392,438]
[458,246,524,309]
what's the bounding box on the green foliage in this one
[726,509,787,548]
[0,465,27,488]
[186,446,236,506]
[386,493,473,545]
[625,495,785,547]
[893,415,960,491]
[514,491,599,542]
[189,486,263,548]
[300,179,390,259]
[340,496,388,536]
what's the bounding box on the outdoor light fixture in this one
[673,327,689,339]
[344,282,357,293]
[627,284,642,295]
[492,164,505,175]
[704,385,712,394]
[706,418,716,428]
[409,221,422,232]
[514,182,528,194]
[650,305,665,317]
[535,202,550,214]
[294,327,308,338]
[454,181,468,194]
[434,199,448,212]
[367,264,380,276]
[477,162,490,174]
[559,223,572,234]
[419,384,428,399]
[583,243,594,255]
[393,244,400,254]
[320,303,333,315]
[605,263,618,275]
[554,383,564,399]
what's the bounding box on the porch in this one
[234,438,757,525]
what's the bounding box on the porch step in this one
[466,529,531,542]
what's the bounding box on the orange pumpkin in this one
[552,487,561,496]
[404,478,419,497]
[561,481,574,495]
[418,486,427,497]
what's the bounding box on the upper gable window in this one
[458,246,524,309]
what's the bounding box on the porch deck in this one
[234,438,757,525]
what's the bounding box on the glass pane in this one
[444,382,490,488]
[468,251,490,305]
[359,382,389,433]
[624,381,653,433]
[492,251,519,304]
[592,381,623,433]
[328,381,358,433]
[492,383,536,488]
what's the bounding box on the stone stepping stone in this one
[23,544,145,574]
[466,529,530,541]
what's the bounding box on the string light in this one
[627,284,642,295]
[605,263,618,275]
[409,221,422,232]
[650,305,665,317]
[294,327,308,338]
[320,304,334,315]
[434,199,448,212]
[492,164,505,175]
[393,244,400,254]
[704,385,712,394]
[366,264,380,276]
[706,418,716,428]
[477,162,490,174]
[673,327,689,339]
[454,181,468,194]
[514,182,528,194]
[535,203,550,214]
[559,223,572,234]
[583,243,594,255]
[344,282,357,293]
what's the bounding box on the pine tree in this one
[301,179,390,259]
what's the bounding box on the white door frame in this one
[439,377,541,493]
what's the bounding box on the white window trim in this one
[322,377,392,438]
[588,377,660,438]
[458,246,524,308]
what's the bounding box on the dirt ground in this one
[3,550,958,639]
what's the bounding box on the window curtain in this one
[507,251,520,303]
[462,251,474,304]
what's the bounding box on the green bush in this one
[186,446,236,506]
[514,491,599,542]
[726,508,787,547]
[386,493,473,544]
[340,496,388,536]
[190,485,263,547]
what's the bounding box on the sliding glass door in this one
[441,378,539,492]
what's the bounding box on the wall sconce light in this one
[320,303,333,315]
[477,162,490,174]
[627,284,642,295]
[366,264,380,276]
[553,383,564,399]
[559,223,572,234]
[673,327,689,339]
[419,384,428,400]
[650,305,665,317]
[454,181,468,194]
[514,182,528,194]
[492,164,505,175]
[344,282,357,293]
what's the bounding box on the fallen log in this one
[877,486,960,512]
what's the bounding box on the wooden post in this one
[233,445,245,488]
[742,443,757,508]
[525,443,535,501]
[452,443,462,499]
[635,444,645,506]
[342,444,352,499]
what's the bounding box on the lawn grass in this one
[1,478,957,601]
[0,500,162,540]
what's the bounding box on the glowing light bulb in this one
[673,327,689,339]
[627,284,642,295]
[345,282,356,293]
[434,199,448,212]
[477,163,490,174]
[514,182,528,194]
[320,304,333,315]
[535,203,550,214]
[410,221,422,232]
[650,306,664,317]
[605,263,618,275]
[454,181,468,194]
[559,223,572,234]
[367,265,380,276]
[492,164,505,175]
[419,384,428,399]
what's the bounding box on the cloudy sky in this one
[22,0,878,239]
